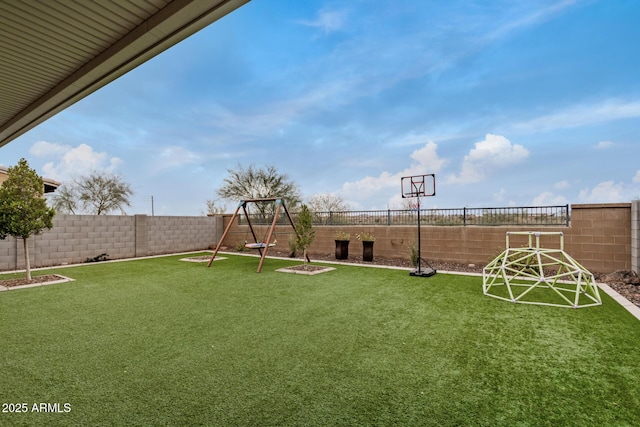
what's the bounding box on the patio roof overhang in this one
[0,0,250,148]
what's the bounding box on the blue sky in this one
[2,0,640,215]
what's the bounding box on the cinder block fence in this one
[219,203,640,274]
[1,203,638,275]
[0,214,221,271]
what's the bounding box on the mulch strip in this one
[0,274,71,289]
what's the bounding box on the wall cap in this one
[572,203,631,209]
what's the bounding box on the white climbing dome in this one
[482,231,602,308]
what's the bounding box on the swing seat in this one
[245,241,276,249]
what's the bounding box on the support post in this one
[207,202,243,267]
[256,200,282,273]
[209,198,303,273]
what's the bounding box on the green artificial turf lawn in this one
[1,253,640,426]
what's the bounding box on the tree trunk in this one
[23,237,31,280]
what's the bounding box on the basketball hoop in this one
[401,173,435,198]
[400,174,436,278]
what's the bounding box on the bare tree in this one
[307,193,349,212]
[216,164,302,216]
[50,185,79,214]
[202,198,227,216]
[307,192,350,225]
[51,172,133,215]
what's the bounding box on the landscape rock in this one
[602,270,640,286]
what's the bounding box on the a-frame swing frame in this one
[207,198,299,273]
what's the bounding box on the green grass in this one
[1,253,640,426]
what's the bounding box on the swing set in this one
[207,198,299,273]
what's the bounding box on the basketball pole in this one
[417,195,422,274]
[401,173,436,278]
[409,186,436,278]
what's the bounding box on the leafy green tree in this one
[51,171,133,215]
[216,164,302,217]
[0,158,55,280]
[295,204,316,268]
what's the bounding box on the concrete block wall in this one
[11,215,137,270]
[0,204,631,274]
[566,204,632,273]
[146,216,219,256]
[220,203,635,274]
[0,214,220,271]
[632,200,639,274]
[306,225,569,267]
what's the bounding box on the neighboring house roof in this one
[0,0,250,147]
[0,166,61,194]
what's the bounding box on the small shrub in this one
[288,235,297,257]
[356,232,375,242]
[295,205,316,266]
[335,231,350,241]
[408,242,419,267]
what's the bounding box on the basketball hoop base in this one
[410,268,436,277]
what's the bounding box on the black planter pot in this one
[362,241,374,262]
[335,240,350,260]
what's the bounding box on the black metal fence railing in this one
[238,204,570,227]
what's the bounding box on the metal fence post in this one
[463,207,467,226]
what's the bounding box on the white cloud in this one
[493,188,507,203]
[485,0,579,43]
[297,9,348,34]
[447,134,529,184]
[577,171,640,203]
[533,191,567,206]
[340,141,446,208]
[596,140,614,149]
[409,141,447,172]
[510,99,640,134]
[578,181,626,203]
[204,80,349,141]
[30,140,71,157]
[554,180,570,190]
[30,141,122,182]
[154,146,200,171]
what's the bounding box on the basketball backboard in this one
[401,174,435,198]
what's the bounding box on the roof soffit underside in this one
[0,0,250,147]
